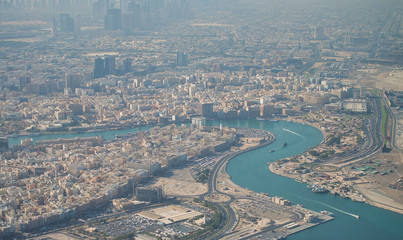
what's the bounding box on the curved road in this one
[378,89,399,150]
[200,133,276,239]
[200,89,398,239]
[327,91,384,167]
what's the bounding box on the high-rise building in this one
[120,0,129,13]
[124,58,132,73]
[94,56,117,78]
[0,138,8,152]
[60,13,74,32]
[93,0,110,18]
[19,76,31,91]
[260,104,275,117]
[125,1,142,28]
[51,13,57,37]
[74,14,81,32]
[105,8,122,30]
[94,58,105,79]
[200,103,214,119]
[176,51,188,67]
[104,56,116,75]
[65,73,82,91]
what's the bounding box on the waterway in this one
[7,120,403,239]
[210,119,403,240]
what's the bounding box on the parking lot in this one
[92,214,157,237]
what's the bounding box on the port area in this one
[281,212,334,238]
[243,210,334,240]
[30,128,333,240]
[228,198,334,240]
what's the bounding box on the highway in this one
[200,89,398,239]
[200,133,277,240]
[378,89,399,150]
[328,91,384,167]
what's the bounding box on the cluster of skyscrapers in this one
[176,51,188,67]
[93,56,132,78]
[0,0,94,9]
[88,0,191,30]
[94,56,116,79]
[1,0,192,30]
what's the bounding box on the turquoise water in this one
[210,119,403,240]
[7,120,403,239]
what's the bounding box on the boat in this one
[321,210,334,217]
[283,142,288,147]
[312,187,328,193]
[356,215,360,220]
[270,149,275,153]
[309,184,328,193]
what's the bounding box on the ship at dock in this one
[321,210,334,217]
[307,184,328,193]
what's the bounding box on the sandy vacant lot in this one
[345,64,403,213]
[149,165,207,196]
[350,66,403,91]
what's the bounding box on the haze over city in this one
[0,0,402,239]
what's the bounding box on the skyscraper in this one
[19,76,31,91]
[124,58,132,73]
[176,51,188,67]
[94,58,105,79]
[104,56,116,75]
[105,8,122,30]
[200,103,214,119]
[51,13,57,37]
[60,13,74,32]
[65,73,82,91]
[93,0,110,18]
[74,14,81,32]
[120,0,129,13]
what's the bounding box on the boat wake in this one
[282,128,306,139]
[316,201,359,219]
[293,195,360,220]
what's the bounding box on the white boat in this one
[321,210,334,217]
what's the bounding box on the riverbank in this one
[210,119,403,240]
[267,119,403,216]
[354,183,403,215]
[211,130,335,239]
[217,130,277,198]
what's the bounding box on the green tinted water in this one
[8,120,403,239]
[213,119,403,240]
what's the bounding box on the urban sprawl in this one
[0,0,402,239]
